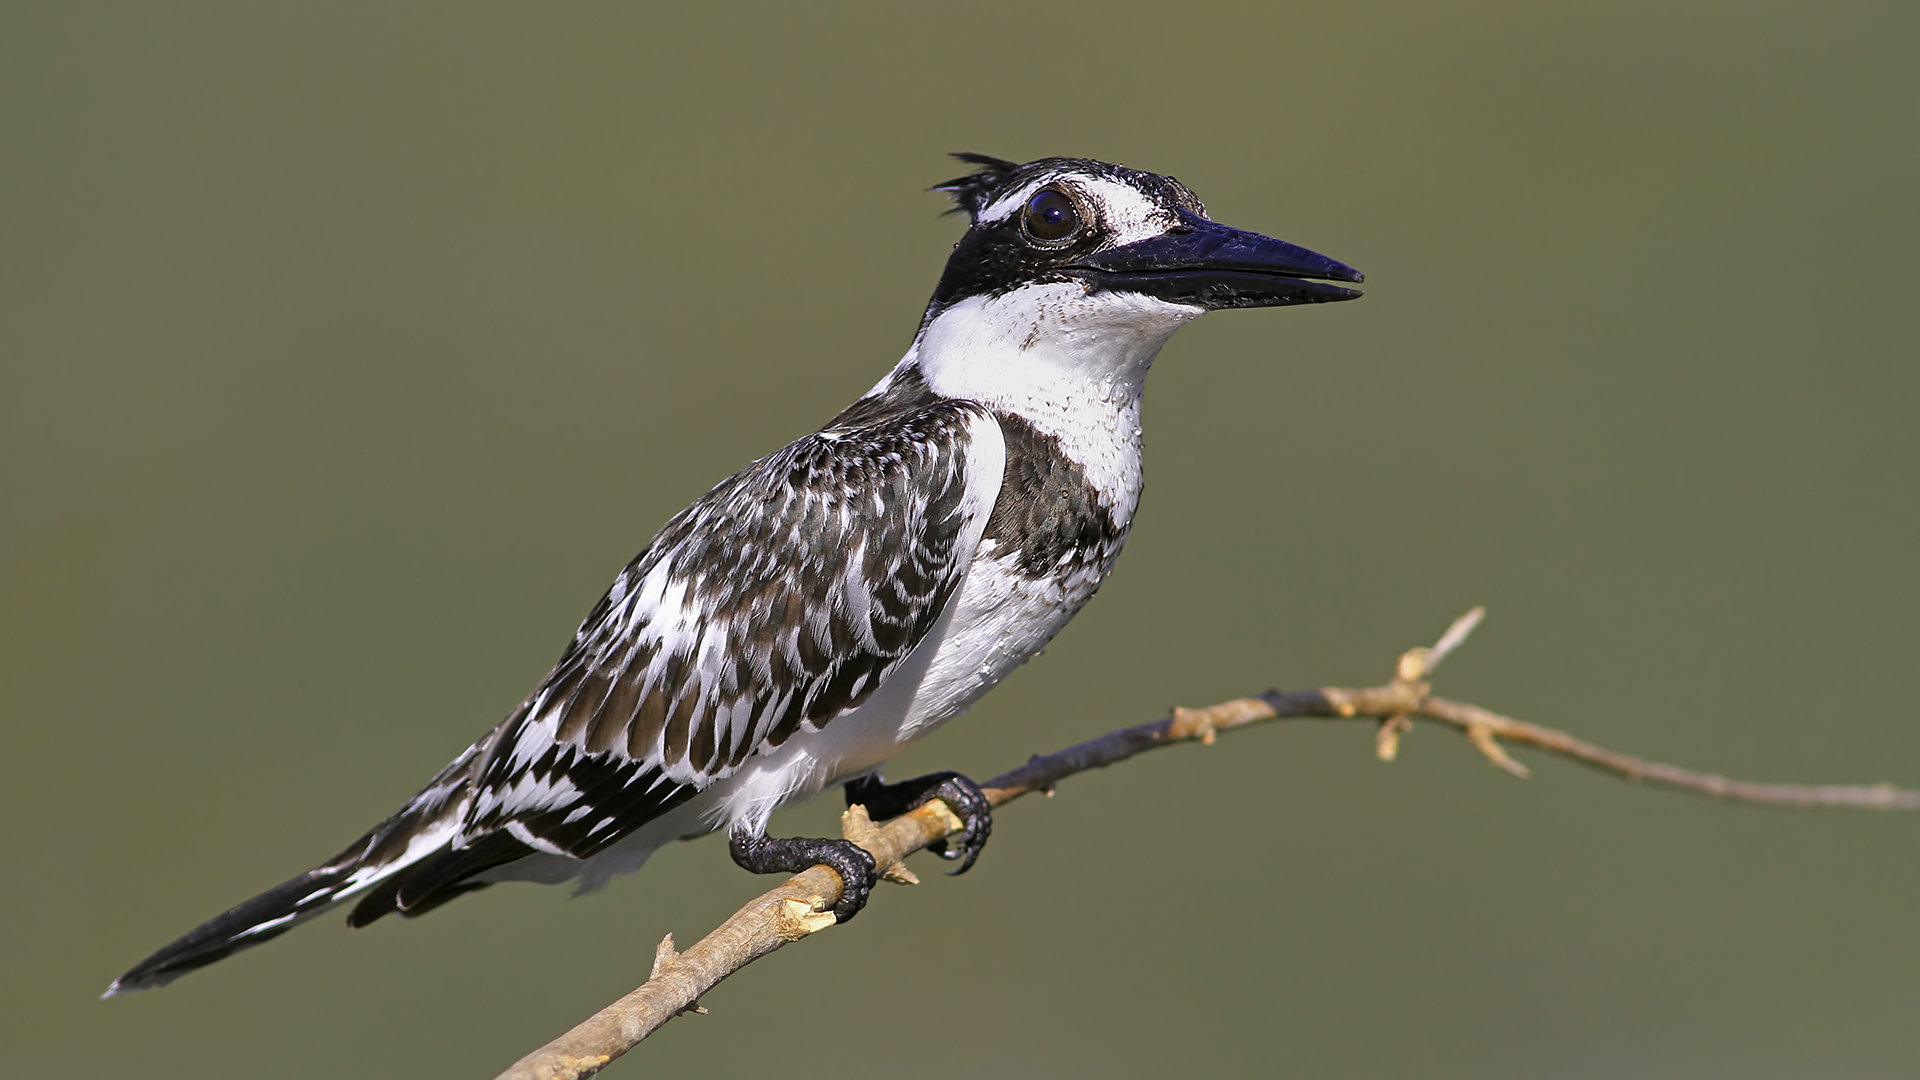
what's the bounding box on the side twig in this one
[495,608,1919,1080]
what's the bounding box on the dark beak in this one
[1064,209,1363,309]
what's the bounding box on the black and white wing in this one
[453,395,1006,857]
[455,399,1001,861]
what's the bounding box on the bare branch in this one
[495,610,1919,1079]
[1414,695,1920,808]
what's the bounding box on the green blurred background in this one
[4,2,1917,1076]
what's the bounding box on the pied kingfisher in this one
[110,154,1362,993]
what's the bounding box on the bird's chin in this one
[1065,268,1363,310]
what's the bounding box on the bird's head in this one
[930,153,1362,315]
[910,154,1361,405]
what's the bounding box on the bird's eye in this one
[1021,188,1083,243]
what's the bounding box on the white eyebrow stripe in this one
[976,174,1181,246]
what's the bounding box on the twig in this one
[494,609,1919,1079]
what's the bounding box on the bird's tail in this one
[105,747,523,995]
[104,860,367,995]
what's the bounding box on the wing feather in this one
[458,401,992,859]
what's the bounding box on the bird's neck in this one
[906,282,1190,395]
[877,283,1202,510]
[908,284,1197,411]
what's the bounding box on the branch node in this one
[840,803,880,845]
[777,896,838,938]
[1024,755,1058,795]
[1376,716,1412,761]
[1168,698,1278,744]
[840,804,918,884]
[649,934,680,980]
[1171,706,1217,744]
[1397,648,1431,684]
[1467,724,1531,778]
[920,799,967,837]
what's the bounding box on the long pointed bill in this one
[1064,209,1363,309]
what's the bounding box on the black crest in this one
[932,152,1208,227]
[931,152,1022,222]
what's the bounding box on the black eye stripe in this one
[1021,188,1083,243]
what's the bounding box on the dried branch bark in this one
[495,609,1919,1080]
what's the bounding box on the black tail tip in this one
[104,867,348,995]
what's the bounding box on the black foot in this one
[844,770,993,875]
[729,827,877,922]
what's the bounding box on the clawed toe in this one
[844,770,993,876]
[824,843,878,921]
[729,828,878,922]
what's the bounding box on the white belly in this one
[900,540,1106,734]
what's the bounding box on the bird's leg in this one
[728,826,877,923]
[843,771,992,874]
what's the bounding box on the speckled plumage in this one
[110,154,1362,994]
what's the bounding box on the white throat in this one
[893,282,1204,508]
[911,283,1200,407]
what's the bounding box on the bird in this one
[108,153,1362,994]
